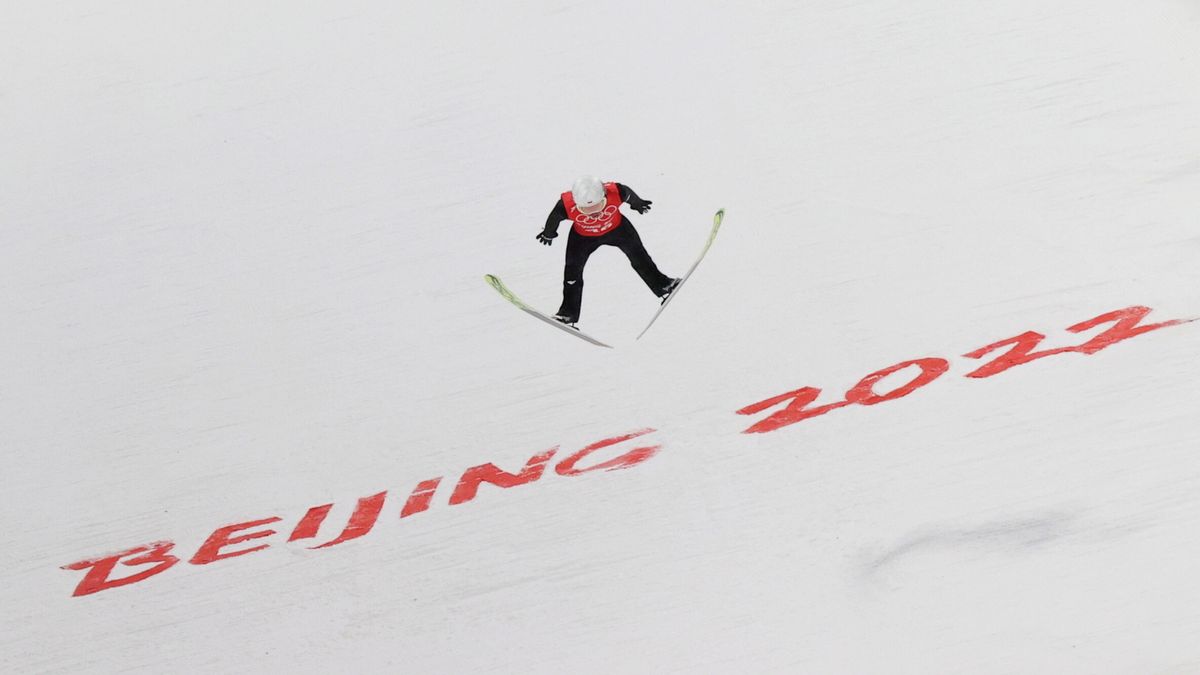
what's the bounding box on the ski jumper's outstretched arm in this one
[617,184,652,214]
[537,199,569,245]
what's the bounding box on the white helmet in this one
[571,176,606,209]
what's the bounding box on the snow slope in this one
[2,1,1199,672]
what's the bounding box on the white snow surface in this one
[3,1,1200,673]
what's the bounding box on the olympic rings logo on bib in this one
[573,204,620,233]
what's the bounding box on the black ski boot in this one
[553,313,579,329]
[659,278,682,304]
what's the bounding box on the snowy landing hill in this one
[2,1,1199,672]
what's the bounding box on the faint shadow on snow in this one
[859,513,1078,577]
[1148,158,1200,184]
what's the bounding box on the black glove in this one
[536,231,557,246]
[628,198,653,214]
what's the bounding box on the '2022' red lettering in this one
[737,306,1191,434]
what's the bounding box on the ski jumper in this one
[540,182,673,323]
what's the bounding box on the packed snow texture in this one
[2,1,1199,672]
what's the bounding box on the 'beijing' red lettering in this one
[310,492,388,549]
[289,504,334,542]
[556,429,660,475]
[449,449,557,505]
[190,517,282,564]
[401,478,443,519]
[62,542,181,597]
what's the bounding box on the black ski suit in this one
[540,184,673,323]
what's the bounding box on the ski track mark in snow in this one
[861,513,1077,576]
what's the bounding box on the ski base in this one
[637,208,725,340]
[484,274,613,348]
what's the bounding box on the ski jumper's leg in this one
[612,223,673,296]
[557,230,601,322]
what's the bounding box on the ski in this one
[636,208,726,340]
[484,274,614,348]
